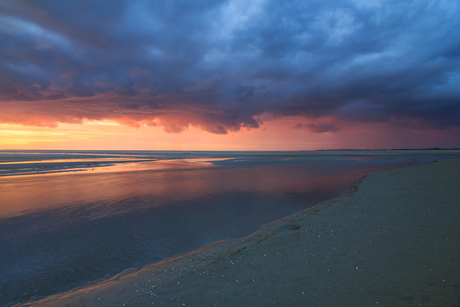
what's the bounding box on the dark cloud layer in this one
[1,0,459,133]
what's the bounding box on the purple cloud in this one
[0,0,459,134]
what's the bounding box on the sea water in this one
[0,150,457,305]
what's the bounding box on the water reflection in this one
[0,152,455,305]
[0,159,395,219]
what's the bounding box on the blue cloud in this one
[0,0,459,133]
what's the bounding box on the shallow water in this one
[0,150,458,305]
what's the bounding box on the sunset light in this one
[1,0,459,150]
[1,2,460,306]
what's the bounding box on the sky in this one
[1,0,459,150]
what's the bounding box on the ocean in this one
[0,150,458,305]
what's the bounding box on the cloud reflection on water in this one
[0,151,454,305]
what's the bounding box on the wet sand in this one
[19,159,460,306]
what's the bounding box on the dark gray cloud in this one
[1,0,459,133]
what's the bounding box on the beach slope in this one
[22,159,460,306]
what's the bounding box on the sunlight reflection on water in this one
[0,150,457,305]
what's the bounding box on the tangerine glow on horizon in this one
[0,119,333,151]
[1,117,460,151]
[1,1,460,150]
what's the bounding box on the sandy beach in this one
[18,159,460,307]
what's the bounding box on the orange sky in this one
[2,1,460,151]
[1,117,459,151]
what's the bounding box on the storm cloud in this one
[1,0,459,134]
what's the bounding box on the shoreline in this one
[18,159,460,306]
[2,149,460,178]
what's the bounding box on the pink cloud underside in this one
[0,96,258,134]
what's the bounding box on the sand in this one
[18,159,460,307]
